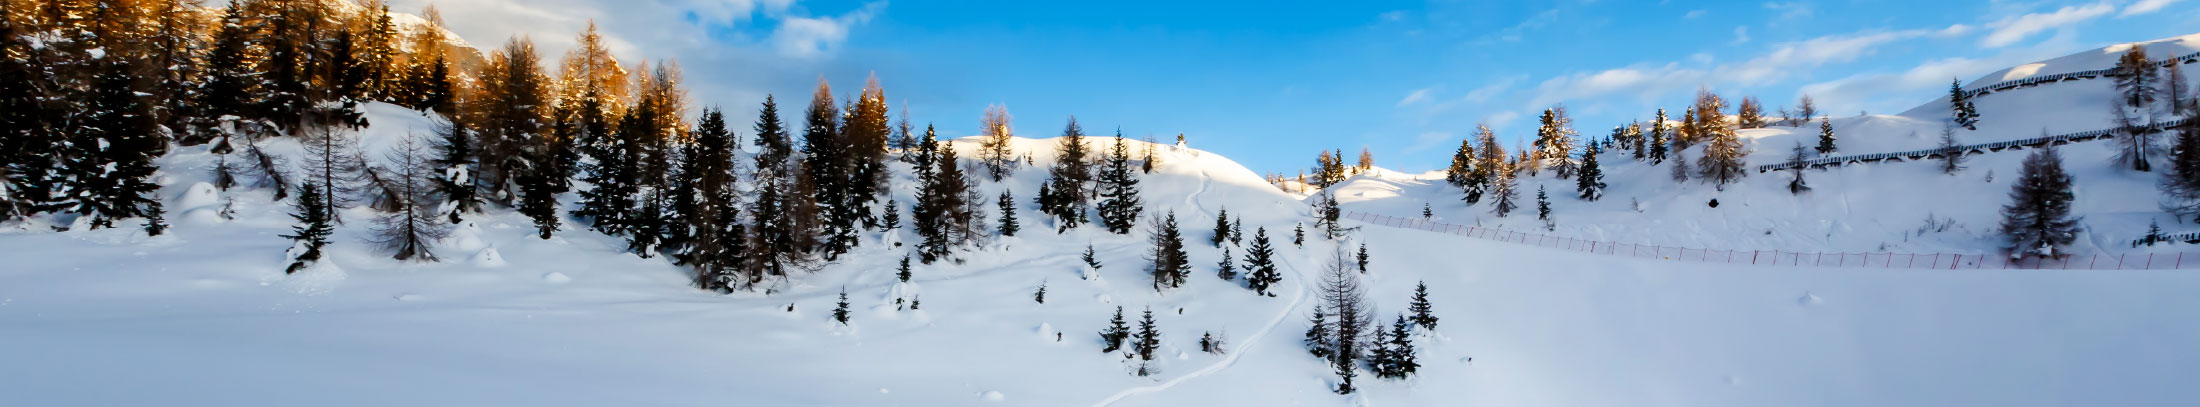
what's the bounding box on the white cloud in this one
[1524,28,1942,108]
[772,2,886,59]
[1763,2,1813,20]
[1683,9,1707,19]
[1486,9,1561,43]
[1981,3,2114,47]
[1800,32,2085,116]
[1731,26,1751,45]
[1397,88,1435,107]
[2121,0,2178,17]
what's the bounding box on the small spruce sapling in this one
[832,287,852,325]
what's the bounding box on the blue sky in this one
[396,0,2199,175]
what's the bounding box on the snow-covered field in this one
[6,31,2200,407]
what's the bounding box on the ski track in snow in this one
[1086,260,1312,407]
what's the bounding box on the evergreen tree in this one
[1099,306,1130,353]
[1244,227,1281,296]
[1445,138,1476,189]
[1312,192,1345,239]
[832,287,852,325]
[2161,120,2200,218]
[679,108,741,288]
[843,77,893,234]
[1817,118,1837,155]
[1534,107,1579,178]
[1576,142,1606,201]
[799,80,850,257]
[1040,118,1093,232]
[914,133,973,263]
[1148,211,1192,291]
[1649,108,1671,163]
[1216,246,1237,280]
[2001,146,2081,258]
[1083,244,1103,270]
[1304,305,1333,359]
[575,109,641,235]
[1422,203,1433,219]
[1355,243,1370,272]
[882,198,901,230]
[1032,281,1047,304]
[1408,281,1438,330]
[1490,163,1519,217]
[67,58,165,230]
[1535,185,1552,223]
[897,255,914,283]
[997,190,1020,237]
[752,95,794,173]
[1230,218,1244,246]
[283,184,334,274]
[1377,314,1419,379]
[518,151,562,239]
[1697,126,1749,190]
[1293,223,1306,246]
[1736,96,1766,129]
[1133,307,1162,361]
[432,116,482,224]
[1096,133,1145,234]
[1211,209,1232,247]
[1949,78,1980,131]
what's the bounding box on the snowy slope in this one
[1341,33,2200,258]
[5,30,2200,407]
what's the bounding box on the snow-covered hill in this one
[1340,32,2200,258]
[4,28,2200,407]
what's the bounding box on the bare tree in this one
[1795,94,1818,126]
[301,124,364,222]
[368,135,452,262]
[1317,246,1374,394]
[978,104,1016,180]
[1938,124,1967,174]
[2112,98,2159,172]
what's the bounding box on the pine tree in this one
[2001,146,2081,258]
[1736,96,1766,129]
[1445,138,1475,189]
[1367,318,1397,378]
[1355,243,1370,272]
[1671,149,1693,182]
[1649,108,1671,163]
[67,57,165,230]
[1380,314,1419,379]
[897,255,914,283]
[518,155,562,239]
[1041,118,1093,232]
[1293,223,1306,246]
[1244,227,1281,296]
[1304,305,1333,359]
[1697,126,1749,190]
[914,134,973,263]
[1464,124,1504,204]
[1099,306,1130,353]
[1422,204,1433,219]
[1148,211,1192,291]
[1133,307,1162,361]
[2161,120,2200,218]
[1082,243,1103,270]
[1535,185,1552,223]
[882,198,901,230]
[1211,209,1232,247]
[432,116,481,224]
[1095,134,1145,234]
[799,79,851,257]
[997,190,1020,237]
[1817,118,1837,155]
[1949,78,1980,131]
[1576,142,1606,201]
[1312,192,1345,239]
[1491,163,1519,217]
[752,95,794,173]
[369,135,451,262]
[678,108,741,288]
[843,76,893,234]
[2144,220,2166,246]
[1229,218,1244,246]
[832,287,852,325]
[283,184,335,274]
[1534,107,1579,178]
[1408,281,1438,330]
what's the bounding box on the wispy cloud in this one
[772,2,887,59]
[1731,26,1752,45]
[1397,88,1435,107]
[1982,2,2114,47]
[2121,0,2178,17]
[1683,10,1707,19]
